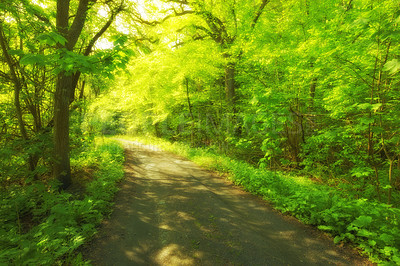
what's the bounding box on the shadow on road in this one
[83,140,370,265]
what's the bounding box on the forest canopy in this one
[90,0,400,204]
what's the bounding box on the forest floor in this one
[82,139,372,265]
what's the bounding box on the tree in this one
[53,0,124,189]
[0,0,55,180]
[83,0,400,203]
[150,0,269,110]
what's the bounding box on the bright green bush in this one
[0,139,124,265]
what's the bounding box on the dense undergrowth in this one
[0,139,124,265]
[119,135,400,264]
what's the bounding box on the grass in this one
[117,134,400,264]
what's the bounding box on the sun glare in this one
[95,38,114,50]
[31,0,47,8]
[98,6,109,18]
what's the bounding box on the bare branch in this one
[164,0,189,4]
[131,8,194,26]
[84,1,124,56]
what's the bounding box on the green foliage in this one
[0,139,124,265]
[0,132,53,185]
[82,96,126,136]
[3,0,400,263]
[36,32,67,46]
[84,0,400,261]
[0,0,136,191]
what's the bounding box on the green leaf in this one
[37,32,67,46]
[379,233,394,245]
[382,185,392,190]
[20,54,47,66]
[383,59,400,74]
[357,103,372,110]
[113,35,128,47]
[8,49,24,57]
[351,215,372,228]
[49,32,67,46]
[395,15,400,24]
[371,103,382,112]
[346,224,357,231]
[357,229,372,237]
[334,235,344,244]
[351,167,372,178]
[318,225,334,231]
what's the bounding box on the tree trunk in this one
[223,52,238,141]
[225,60,236,108]
[53,0,92,189]
[52,0,122,188]
[53,74,72,189]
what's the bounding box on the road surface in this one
[83,139,370,265]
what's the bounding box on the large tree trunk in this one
[54,0,72,188]
[53,0,122,189]
[53,0,90,188]
[53,74,72,188]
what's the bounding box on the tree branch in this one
[22,1,53,27]
[251,0,270,29]
[131,8,194,26]
[84,1,124,56]
[56,0,70,37]
[0,70,11,81]
[192,25,215,40]
[165,0,189,4]
[70,1,125,103]
[67,0,91,50]
[0,22,29,140]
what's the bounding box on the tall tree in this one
[158,0,270,110]
[54,0,124,188]
[0,0,54,178]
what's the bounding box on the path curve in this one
[83,139,370,265]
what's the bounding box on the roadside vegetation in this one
[0,138,124,265]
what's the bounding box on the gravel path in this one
[83,139,371,265]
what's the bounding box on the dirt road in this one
[83,140,370,265]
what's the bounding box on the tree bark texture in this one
[54,74,73,189]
